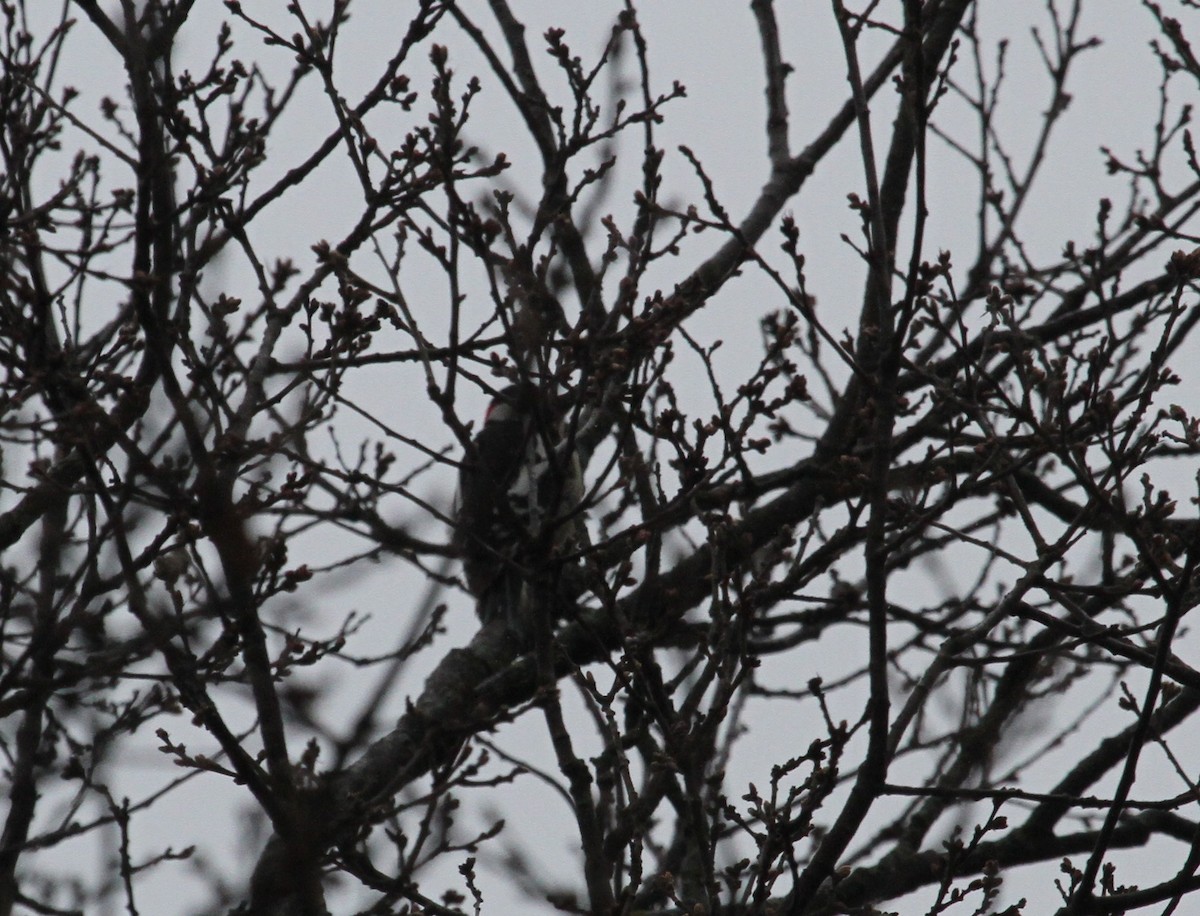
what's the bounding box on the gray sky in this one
[17,2,1200,913]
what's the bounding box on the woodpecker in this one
[455,383,583,634]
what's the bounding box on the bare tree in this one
[4,1,1200,914]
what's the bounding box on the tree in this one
[4,0,1200,913]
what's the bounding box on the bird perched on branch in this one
[454,382,584,636]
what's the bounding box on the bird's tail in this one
[478,574,528,644]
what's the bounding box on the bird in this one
[454,382,584,636]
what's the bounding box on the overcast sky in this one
[18,2,1200,913]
